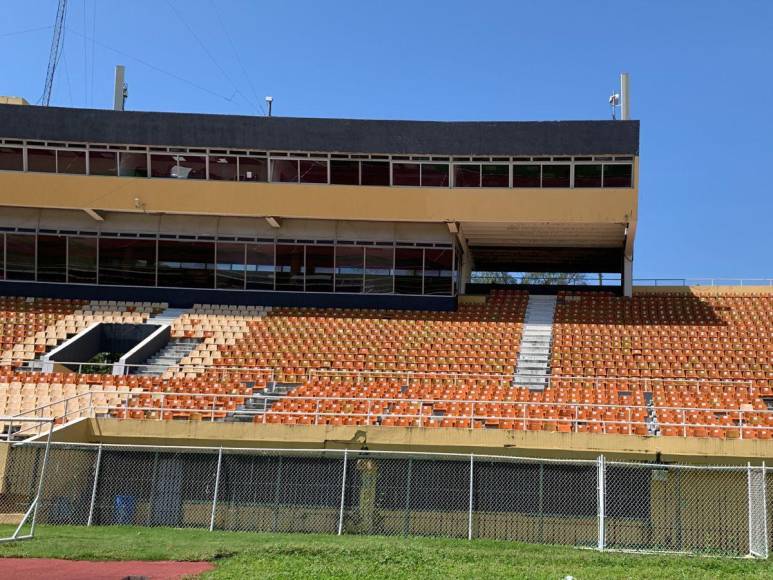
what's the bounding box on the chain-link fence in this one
[0,442,768,558]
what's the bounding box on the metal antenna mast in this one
[41,0,69,106]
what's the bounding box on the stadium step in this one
[228,382,301,422]
[513,295,557,390]
[148,307,190,326]
[133,338,201,376]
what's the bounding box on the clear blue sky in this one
[2,0,772,279]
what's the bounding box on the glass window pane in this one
[238,157,267,182]
[542,164,571,187]
[361,161,389,186]
[299,160,327,184]
[5,234,35,280]
[98,238,156,286]
[209,156,237,181]
[0,147,23,171]
[37,235,67,282]
[88,151,117,176]
[271,159,299,183]
[119,152,148,177]
[330,160,359,185]
[482,164,509,187]
[392,163,420,186]
[514,164,540,187]
[216,242,245,289]
[454,165,480,187]
[27,148,56,173]
[305,245,334,292]
[57,150,86,174]
[150,154,178,178]
[603,164,633,187]
[68,237,97,284]
[574,164,602,187]
[395,248,423,294]
[364,247,393,293]
[173,155,206,179]
[335,246,363,293]
[421,163,449,187]
[424,249,453,295]
[246,243,275,290]
[276,244,304,291]
[158,240,215,288]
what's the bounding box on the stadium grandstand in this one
[0,96,771,558]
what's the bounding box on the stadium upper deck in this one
[0,103,639,307]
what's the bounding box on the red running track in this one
[0,557,214,579]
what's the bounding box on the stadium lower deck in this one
[1,288,771,441]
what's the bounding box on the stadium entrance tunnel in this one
[42,323,170,375]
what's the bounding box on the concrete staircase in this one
[513,295,557,390]
[132,307,196,376]
[227,382,299,422]
[133,338,200,376]
[149,307,189,325]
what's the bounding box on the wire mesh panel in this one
[215,450,344,534]
[472,457,598,547]
[0,445,46,530]
[341,452,470,539]
[605,463,749,556]
[92,446,219,528]
[34,444,99,526]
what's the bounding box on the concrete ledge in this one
[48,418,773,464]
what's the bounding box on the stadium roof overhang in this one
[461,221,626,273]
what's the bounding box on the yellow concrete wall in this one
[0,171,637,225]
[63,418,773,464]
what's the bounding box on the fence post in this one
[337,449,348,536]
[209,447,223,532]
[597,454,606,551]
[468,454,474,541]
[87,443,103,526]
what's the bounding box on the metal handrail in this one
[10,386,773,440]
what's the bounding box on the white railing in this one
[8,388,773,440]
[469,275,773,287]
[633,277,773,287]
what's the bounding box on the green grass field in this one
[0,525,771,579]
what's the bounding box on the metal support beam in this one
[209,447,223,532]
[338,449,348,535]
[87,443,103,526]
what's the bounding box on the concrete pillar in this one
[459,250,474,295]
[623,255,633,298]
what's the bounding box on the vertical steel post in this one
[87,443,103,526]
[209,447,223,532]
[468,454,474,540]
[597,454,606,551]
[763,461,769,559]
[338,449,348,535]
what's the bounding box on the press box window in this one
[603,163,633,187]
[0,147,23,171]
[513,164,540,187]
[574,164,602,187]
[541,164,571,187]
